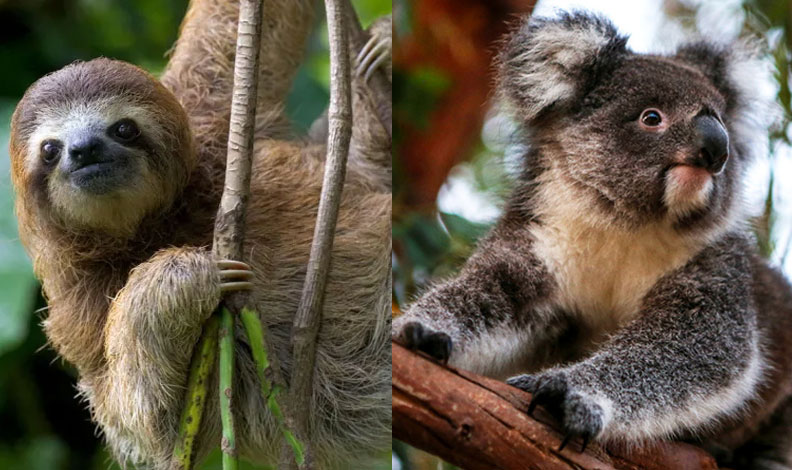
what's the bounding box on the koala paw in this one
[507,370,606,453]
[398,322,452,363]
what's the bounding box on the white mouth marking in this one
[664,165,714,219]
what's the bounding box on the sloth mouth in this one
[69,160,129,194]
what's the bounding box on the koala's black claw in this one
[558,433,590,453]
[558,434,572,452]
[402,322,424,348]
[527,396,539,416]
[580,434,591,453]
[401,322,452,363]
[508,370,604,452]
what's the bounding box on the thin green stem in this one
[171,314,220,470]
[239,307,304,465]
[219,306,238,470]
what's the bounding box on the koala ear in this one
[675,40,776,160]
[675,41,754,109]
[497,11,628,122]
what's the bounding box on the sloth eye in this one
[40,139,62,164]
[111,119,140,142]
[640,109,663,127]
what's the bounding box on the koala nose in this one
[693,115,729,174]
[68,135,105,169]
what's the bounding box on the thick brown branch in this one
[393,342,720,470]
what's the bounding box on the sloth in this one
[9,0,391,468]
[393,11,792,469]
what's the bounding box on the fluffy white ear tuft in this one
[497,11,628,123]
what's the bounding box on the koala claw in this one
[217,259,254,292]
[558,432,591,453]
[508,370,604,453]
[401,322,452,363]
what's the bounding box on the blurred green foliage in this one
[0,0,391,469]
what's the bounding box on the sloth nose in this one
[68,136,105,169]
[692,115,729,174]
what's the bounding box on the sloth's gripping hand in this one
[99,247,255,461]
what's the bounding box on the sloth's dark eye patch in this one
[640,109,663,127]
[40,139,62,164]
[110,119,141,142]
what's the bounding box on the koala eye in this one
[40,139,62,164]
[640,109,663,128]
[110,119,141,142]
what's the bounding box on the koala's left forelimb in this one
[510,237,761,445]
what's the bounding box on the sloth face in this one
[39,116,142,196]
[10,59,193,235]
[545,56,739,231]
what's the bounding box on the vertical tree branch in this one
[213,0,260,261]
[173,1,305,469]
[212,3,264,465]
[287,0,353,468]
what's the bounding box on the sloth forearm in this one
[99,247,221,457]
[162,0,315,140]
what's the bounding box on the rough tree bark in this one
[286,0,353,468]
[211,1,265,467]
[393,342,721,470]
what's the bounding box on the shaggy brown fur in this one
[8,0,391,468]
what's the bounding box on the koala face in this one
[499,12,766,233]
[550,55,736,229]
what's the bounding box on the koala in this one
[393,11,792,469]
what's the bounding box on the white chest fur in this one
[531,216,701,331]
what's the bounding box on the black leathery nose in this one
[68,135,105,168]
[693,115,729,174]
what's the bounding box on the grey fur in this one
[393,11,792,469]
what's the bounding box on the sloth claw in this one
[217,259,251,271]
[220,281,254,292]
[217,259,254,292]
[356,35,390,82]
